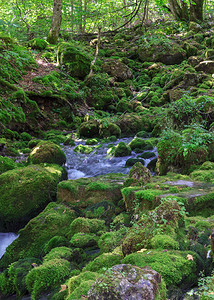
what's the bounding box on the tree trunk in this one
[168,0,204,22]
[47,0,62,44]
[190,0,204,21]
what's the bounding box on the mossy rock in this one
[70,233,98,249]
[113,142,131,157]
[190,169,214,183]
[139,152,156,159]
[150,234,179,250]
[99,123,121,138]
[122,250,198,287]
[121,198,183,255]
[102,58,133,82]
[125,158,145,167]
[67,271,99,300]
[87,264,166,300]
[70,217,106,235]
[79,120,100,138]
[1,258,41,298]
[116,113,144,135]
[128,138,147,152]
[0,165,62,231]
[98,227,128,253]
[57,43,91,79]
[57,175,123,209]
[74,144,94,154]
[28,38,49,50]
[125,162,151,187]
[121,187,162,213]
[0,155,17,175]
[26,258,70,300]
[28,141,66,166]
[83,253,122,273]
[0,202,76,268]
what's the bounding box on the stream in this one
[0,137,157,261]
[63,137,157,179]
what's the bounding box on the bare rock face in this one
[87,264,165,300]
[102,59,133,82]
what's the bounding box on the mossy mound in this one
[67,271,99,300]
[122,250,197,287]
[70,217,106,235]
[115,113,143,135]
[57,42,91,79]
[57,175,123,209]
[83,253,122,273]
[28,141,66,166]
[26,258,71,300]
[102,58,133,82]
[112,142,131,157]
[0,202,76,268]
[0,155,17,174]
[124,162,151,187]
[99,123,121,138]
[28,38,49,50]
[70,233,98,249]
[0,165,61,231]
[128,138,147,152]
[79,120,100,138]
[74,144,94,154]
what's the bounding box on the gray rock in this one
[87,264,165,300]
[102,59,133,82]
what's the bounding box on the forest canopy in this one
[0,0,214,42]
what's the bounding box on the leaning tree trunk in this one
[47,0,62,44]
[190,0,204,21]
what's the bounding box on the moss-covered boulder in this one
[67,271,99,300]
[0,202,76,268]
[115,113,144,135]
[28,141,66,166]
[0,165,62,231]
[83,253,122,273]
[121,198,183,255]
[102,59,133,82]
[125,162,151,187]
[112,142,131,157]
[99,123,121,138]
[26,258,70,300]
[28,38,49,50]
[57,43,91,79]
[70,217,106,235]
[0,155,17,174]
[79,120,100,138]
[88,264,166,300]
[122,250,198,288]
[74,144,94,154]
[57,175,123,209]
[128,138,147,152]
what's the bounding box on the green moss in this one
[0,155,17,174]
[26,258,70,300]
[57,42,91,80]
[190,170,214,183]
[112,142,131,157]
[70,217,105,235]
[0,202,76,268]
[28,141,66,166]
[28,38,49,50]
[86,181,112,191]
[98,227,128,253]
[122,250,197,287]
[85,138,99,145]
[67,271,99,299]
[128,138,147,152]
[70,233,98,248]
[99,123,121,138]
[83,253,122,273]
[150,234,179,250]
[0,165,61,230]
[74,144,93,154]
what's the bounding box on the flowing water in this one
[0,233,18,259]
[63,137,157,179]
